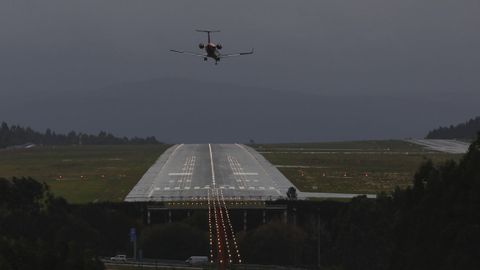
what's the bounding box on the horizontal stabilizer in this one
[196,29,220,33]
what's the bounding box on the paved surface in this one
[125,144,377,202]
[407,139,469,154]
[125,144,297,201]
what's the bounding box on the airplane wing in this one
[170,49,207,57]
[220,49,254,58]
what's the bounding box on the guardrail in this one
[102,258,202,270]
[103,259,306,270]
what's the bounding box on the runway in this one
[407,139,469,154]
[125,144,297,201]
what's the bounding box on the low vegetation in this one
[0,145,169,203]
[255,140,461,194]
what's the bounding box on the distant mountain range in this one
[2,78,479,143]
[426,116,480,140]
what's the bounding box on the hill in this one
[2,78,479,143]
[426,116,480,140]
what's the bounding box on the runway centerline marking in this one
[209,144,216,188]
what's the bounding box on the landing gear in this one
[204,57,207,61]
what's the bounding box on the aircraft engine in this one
[216,44,222,49]
[198,43,205,49]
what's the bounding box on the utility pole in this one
[317,209,321,269]
[130,228,137,261]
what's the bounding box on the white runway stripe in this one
[168,173,192,176]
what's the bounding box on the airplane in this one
[170,30,254,65]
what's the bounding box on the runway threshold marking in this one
[235,143,281,191]
[227,155,250,189]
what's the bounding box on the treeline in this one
[242,133,480,269]
[0,178,143,270]
[0,177,103,270]
[0,122,160,148]
[426,116,480,139]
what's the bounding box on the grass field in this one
[0,145,169,203]
[0,140,465,202]
[254,140,462,194]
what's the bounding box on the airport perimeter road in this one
[125,144,297,201]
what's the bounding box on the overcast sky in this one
[1,0,479,142]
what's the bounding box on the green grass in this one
[255,140,430,152]
[0,145,169,203]
[254,140,462,194]
[0,140,464,202]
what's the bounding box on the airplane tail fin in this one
[196,29,220,43]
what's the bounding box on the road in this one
[125,144,297,201]
[407,139,469,154]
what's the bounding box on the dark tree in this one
[0,121,161,148]
[287,187,297,200]
[426,116,480,140]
